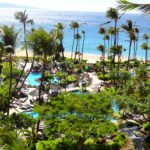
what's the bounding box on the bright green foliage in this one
[6,113,36,130]
[114,133,126,147]
[116,65,150,116]
[34,90,117,149]
[143,122,150,131]
[26,27,54,56]
[36,138,76,150]
[0,81,9,113]
[0,127,25,150]
[2,62,26,78]
[118,0,150,15]
[44,72,53,82]
[36,133,127,150]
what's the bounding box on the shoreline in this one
[15,49,132,62]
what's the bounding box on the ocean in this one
[0,8,150,59]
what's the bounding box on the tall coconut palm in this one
[27,28,54,132]
[134,28,139,58]
[143,34,149,43]
[14,10,34,89]
[108,27,115,46]
[133,36,138,59]
[70,22,76,59]
[122,20,135,69]
[140,43,149,65]
[18,29,37,92]
[106,8,119,46]
[0,25,21,115]
[109,45,124,83]
[118,0,150,15]
[74,22,80,59]
[142,34,149,63]
[74,33,81,60]
[104,34,110,49]
[54,22,65,59]
[97,44,105,78]
[81,30,85,61]
[98,27,106,49]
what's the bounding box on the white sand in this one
[15,49,129,62]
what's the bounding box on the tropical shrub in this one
[98,74,111,81]
[113,133,126,147]
[143,122,150,131]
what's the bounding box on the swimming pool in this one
[22,111,38,119]
[27,73,41,86]
[72,90,89,95]
[27,73,59,86]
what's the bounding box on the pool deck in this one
[10,71,103,114]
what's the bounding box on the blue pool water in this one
[27,73,41,86]
[51,77,59,84]
[72,90,89,95]
[27,73,59,86]
[23,111,38,119]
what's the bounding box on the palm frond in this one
[99,21,111,27]
[118,0,150,15]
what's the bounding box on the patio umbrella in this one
[99,56,104,60]
[29,89,46,97]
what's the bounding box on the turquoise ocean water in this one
[0,8,150,59]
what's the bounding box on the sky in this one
[0,0,150,12]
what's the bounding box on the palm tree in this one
[54,22,65,59]
[109,45,124,83]
[0,127,25,149]
[14,10,34,89]
[104,34,110,49]
[27,28,54,132]
[143,34,149,43]
[74,22,80,59]
[70,22,76,59]
[122,20,135,69]
[81,30,85,61]
[97,44,105,78]
[118,0,150,15]
[98,27,106,48]
[140,43,149,65]
[104,34,110,56]
[134,28,139,58]
[108,27,115,46]
[17,29,37,92]
[106,8,119,46]
[74,33,81,60]
[0,25,21,115]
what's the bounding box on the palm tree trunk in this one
[7,53,12,115]
[17,53,35,94]
[71,28,75,59]
[37,53,47,132]
[133,40,136,58]
[74,39,79,60]
[135,33,138,59]
[146,49,148,65]
[117,54,120,85]
[114,19,117,46]
[39,53,47,103]
[74,28,79,60]
[15,23,28,89]
[81,34,85,61]
[127,39,132,70]
[111,35,113,47]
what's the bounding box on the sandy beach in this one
[15,49,129,62]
